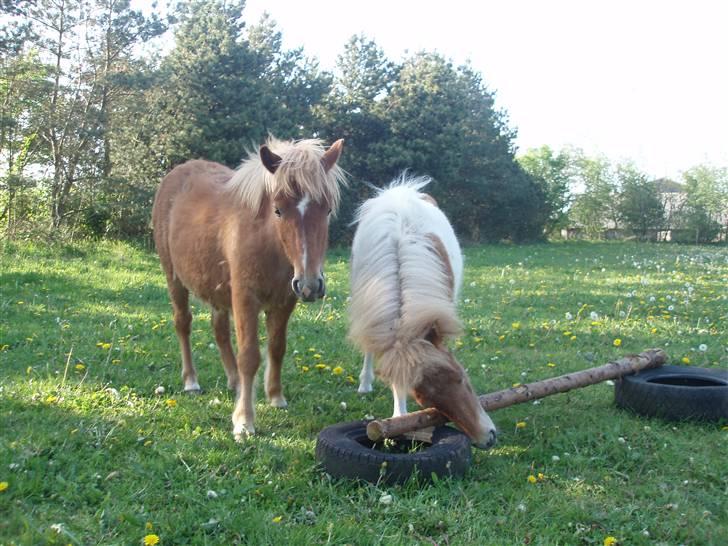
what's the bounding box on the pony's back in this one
[349,175,463,374]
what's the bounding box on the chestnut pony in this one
[152,137,345,440]
[349,174,496,449]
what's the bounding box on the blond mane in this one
[348,176,463,389]
[226,137,346,212]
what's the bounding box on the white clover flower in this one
[590,311,599,320]
[154,386,165,395]
[379,494,393,505]
[698,344,707,352]
[565,312,573,320]
[649,296,656,302]
[207,490,218,499]
[668,305,674,311]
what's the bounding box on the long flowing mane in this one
[348,175,462,388]
[226,137,346,212]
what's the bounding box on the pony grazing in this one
[152,137,345,440]
[349,174,496,449]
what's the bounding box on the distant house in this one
[652,178,686,241]
[562,178,725,242]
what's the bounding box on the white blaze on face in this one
[297,194,310,271]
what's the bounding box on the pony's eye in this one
[274,208,282,217]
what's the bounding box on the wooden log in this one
[366,348,668,442]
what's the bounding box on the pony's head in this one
[410,326,497,450]
[259,138,345,302]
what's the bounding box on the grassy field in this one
[1,240,726,545]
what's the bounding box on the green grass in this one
[1,240,726,545]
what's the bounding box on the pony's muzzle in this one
[473,428,497,450]
[292,276,325,302]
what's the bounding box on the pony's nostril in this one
[292,279,301,295]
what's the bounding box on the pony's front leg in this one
[264,299,296,408]
[391,382,408,417]
[358,352,375,393]
[230,293,261,441]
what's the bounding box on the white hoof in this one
[233,422,255,442]
[357,383,373,394]
[184,381,201,393]
[269,396,288,408]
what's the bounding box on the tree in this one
[616,162,664,240]
[381,52,546,241]
[315,35,398,241]
[0,50,49,234]
[569,153,618,237]
[518,145,573,234]
[676,165,728,243]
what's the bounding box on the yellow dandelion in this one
[537,472,545,480]
[570,335,576,341]
[682,356,690,364]
[527,475,537,484]
[315,363,326,370]
[650,328,657,334]
[145,522,154,531]
[143,534,160,546]
[512,383,522,388]
[301,366,310,372]
[272,515,283,523]
[346,375,356,384]
[498,335,506,342]
[511,322,521,330]
[144,440,153,447]
[563,331,572,337]
[313,353,322,360]
[0,481,8,492]
[547,362,556,368]
[603,537,618,546]
[166,399,177,408]
[515,421,527,429]
[75,363,85,372]
[332,366,344,375]
[613,338,622,347]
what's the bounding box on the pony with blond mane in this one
[349,174,496,449]
[152,137,345,440]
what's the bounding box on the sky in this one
[238,0,728,181]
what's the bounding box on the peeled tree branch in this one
[366,348,668,442]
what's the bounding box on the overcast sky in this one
[239,0,727,180]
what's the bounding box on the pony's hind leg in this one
[264,301,296,408]
[211,308,239,392]
[167,279,200,392]
[358,352,375,393]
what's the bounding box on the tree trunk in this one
[366,348,668,442]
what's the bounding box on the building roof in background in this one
[652,178,685,193]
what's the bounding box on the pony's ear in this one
[424,323,443,348]
[260,145,282,174]
[321,139,344,172]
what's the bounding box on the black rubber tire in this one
[615,365,728,421]
[315,420,472,485]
